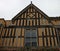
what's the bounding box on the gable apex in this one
[12,3,48,21]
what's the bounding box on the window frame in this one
[24,28,38,47]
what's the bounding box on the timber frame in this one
[0,2,60,51]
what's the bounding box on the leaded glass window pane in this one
[25,28,37,47]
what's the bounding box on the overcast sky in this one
[0,0,60,20]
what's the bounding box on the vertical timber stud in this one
[48,28,52,47]
[42,32,44,47]
[45,28,48,46]
[4,28,7,37]
[0,27,3,46]
[7,28,10,37]
[55,28,59,45]
[19,19,21,26]
[0,27,3,37]
[23,14,25,26]
[37,28,39,47]
[38,13,40,26]
[36,15,37,26]
[9,28,13,46]
[2,28,6,46]
[29,21,30,26]
[12,28,16,45]
[21,28,22,37]
[35,9,36,26]
[10,28,13,37]
[32,19,33,26]
[46,28,48,46]
[26,12,27,26]
[37,13,38,25]
[26,9,28,26]
[22,15,23,26]
[51,28,55,46]
[6,28,10,46]
[16,20,18,26]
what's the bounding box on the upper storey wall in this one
[49,17,60,25]
[51,20,60,25]
[11,4,52,26]
[0,19,12,27]
[0,3,60,27]
[0,18,6,27]
[5,20,12,27]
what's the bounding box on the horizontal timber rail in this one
[5,25,54,28]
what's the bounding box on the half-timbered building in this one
[0,2,60,51]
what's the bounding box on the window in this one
[25,28,37,47]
